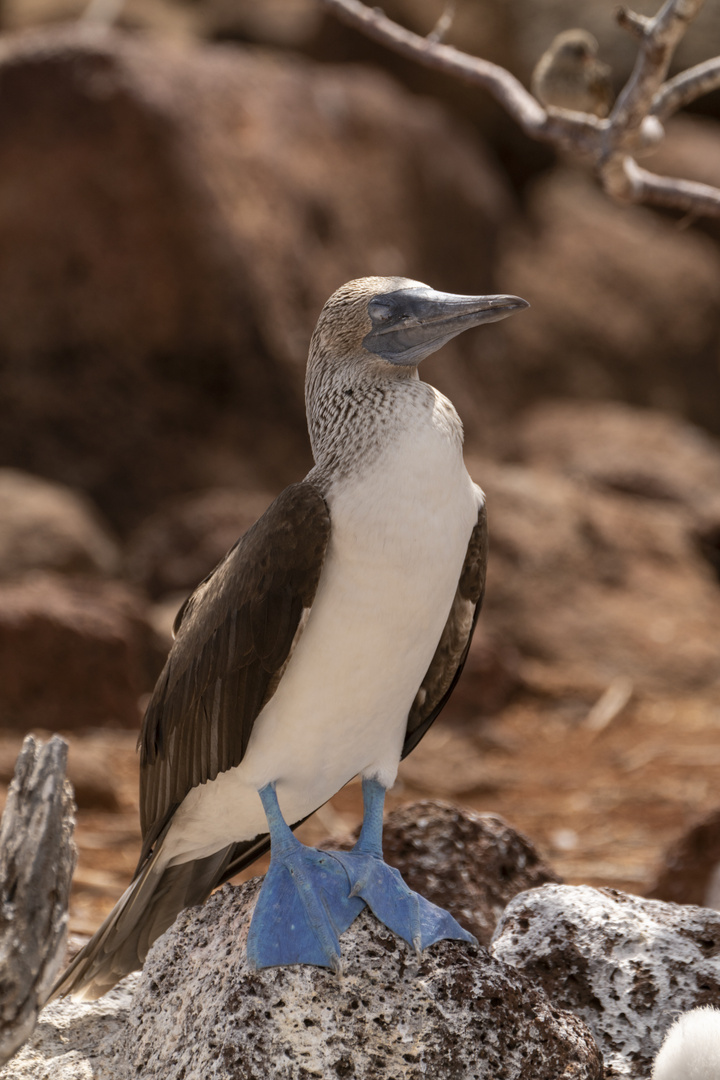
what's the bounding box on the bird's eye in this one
[368,299,395,323]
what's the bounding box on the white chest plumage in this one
[166,388,479,865]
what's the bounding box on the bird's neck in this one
[305,364,464,490]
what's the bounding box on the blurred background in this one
[0,0,719,943]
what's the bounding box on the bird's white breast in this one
[165,388,480,864]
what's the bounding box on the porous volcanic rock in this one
[0,980,137,1080]
[129,880,603,1080]
[492,883,720,1078]
[0,470,119,581]
[0,25,510,530]
[494,169,720,437]
[1,888,603,1079]
[375,800,562,945]
[647,808,720,910]
[0,573,164,730]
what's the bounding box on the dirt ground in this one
[4,675,718,941]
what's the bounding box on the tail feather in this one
[49,834,270,1002]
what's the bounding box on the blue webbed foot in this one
[246,783,365,972]
[331,849,476,953]
[332,777,477,954]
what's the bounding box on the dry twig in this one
[320,0,720,218]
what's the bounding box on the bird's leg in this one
[331,777,477,954]
[245,782,365,972]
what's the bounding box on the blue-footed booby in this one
[52,276,528,1001]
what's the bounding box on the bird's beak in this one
[362,286,530,366]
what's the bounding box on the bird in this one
[652,1006,720,1080]
[531,29,613,119]
[51,276,529,1001]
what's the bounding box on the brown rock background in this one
[0,0,717,961]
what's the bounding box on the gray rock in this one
[127,879,602,1080]
[8,881,602,1079]
[0,981,136,1080]
[491,884,720,1079]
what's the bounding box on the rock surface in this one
[648,808,720,910]
[516,401,720,516]
[0,884,606,1079]
[19,880,600,1080]
[0,25,510,530]
[495,169,720,437]
[492,884,720,1079]
[127,885,602,1079]
[474,429,720,694]
[0,470,120,581]
[0,573,164,730]
[0,980,137,1080]
[375,800,562,945]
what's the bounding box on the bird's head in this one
[549,28,601,64]
[308,276,528,379]
[305,276,528,468]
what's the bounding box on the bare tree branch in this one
[617,156,720,215]
[320,0,720,219]
[653,56,720,119]
[0,736,76,1066]
[427,0,456,47]
[320,0,547,133]
[616,8,653,40]
[609,0,705,149]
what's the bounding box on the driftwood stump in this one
[0,736,76,1066]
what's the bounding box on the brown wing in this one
[402,495,488,759]
[137,481,330,861]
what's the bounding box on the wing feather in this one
[137,482,330,860]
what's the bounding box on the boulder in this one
[0,573,164,730]
[0,26,510,530]
[492,883,720,1079]
[127,885,603,1080]
[7,881,602,1080]
[515,400,720,515]
[472,441,720,694]
[494,169,720,438]
[0,470,119,581]
[647,808,720,910]
[0,981,136,1080]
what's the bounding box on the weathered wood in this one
[0,736,76,1066]
[321,0,720,219]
